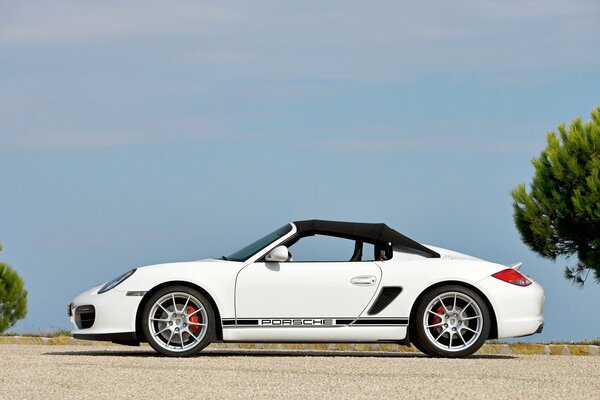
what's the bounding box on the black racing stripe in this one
[231,325,338,328]
[352,318,408,326]
[221,318,408,327]
[236,319,260,326]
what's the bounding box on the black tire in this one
[412,285,490,358]
[409,324,433,356]
[142,285,215,357]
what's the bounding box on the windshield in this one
[226,224,293,262]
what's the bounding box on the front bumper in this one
[68,285,144,341]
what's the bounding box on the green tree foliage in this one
[0,242,28,332]
[512,106,600,286]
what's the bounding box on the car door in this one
[234,234,382,330]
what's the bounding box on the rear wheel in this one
[413,285,490,358]
[142,286,215,357]
[409,327,433,356]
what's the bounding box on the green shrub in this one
[512,106,600,285]
[0,242,28,333]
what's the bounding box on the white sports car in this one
[68,220,544,357]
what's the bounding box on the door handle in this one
[351,275,377,286]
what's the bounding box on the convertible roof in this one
[292,219,440,258]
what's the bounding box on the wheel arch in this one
[135,281,223,342]
[408,280,498,341]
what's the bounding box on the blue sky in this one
[1,1,600,341]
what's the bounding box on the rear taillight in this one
[492,268,532,286]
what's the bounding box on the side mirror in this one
[265,245,289,262]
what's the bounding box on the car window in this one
[362,242,375,261]
[374,241,394,261]
[286,234,361,262]
[227,224,292,262]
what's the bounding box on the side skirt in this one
[220,318,408,342]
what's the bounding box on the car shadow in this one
[43,348,515,359]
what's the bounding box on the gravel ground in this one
[0,344,599,399]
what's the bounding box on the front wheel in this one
[142,286,215,357]
[413,285,490,358]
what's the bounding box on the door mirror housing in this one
[265,245,289,262]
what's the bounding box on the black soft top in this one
[293,219,440,258]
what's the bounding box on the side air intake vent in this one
[367,287,403,315]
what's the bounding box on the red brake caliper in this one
[187,306,200,335]
[431,305,446,334]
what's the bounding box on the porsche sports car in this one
[68,220,544,357]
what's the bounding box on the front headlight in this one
[98,269,136,294]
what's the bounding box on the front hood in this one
[423,245,481,261]
[111,258,241,293]
[136,258,232,273]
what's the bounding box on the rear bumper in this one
[477,276,545,339]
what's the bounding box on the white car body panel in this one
[69,221,545,347]
[236,261,382,318]
[70,260,241,338]
[116,260,240,319]
[477,276,544,338]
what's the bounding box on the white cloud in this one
[314,135,542,154]
[0,1,242,45]
[1,130,231,150]
[1,1,598,79]
[1,1,598,150]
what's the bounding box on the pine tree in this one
[0,242,28,332]
[512,106,600,286]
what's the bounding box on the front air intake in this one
[74,305,96,329]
